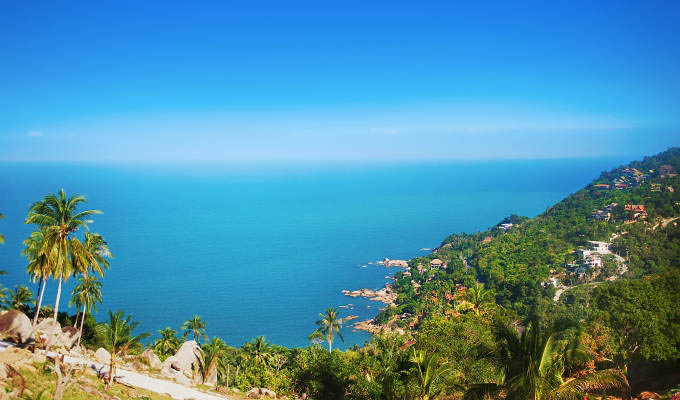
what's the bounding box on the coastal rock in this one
[0,310,33,344]
[205,367,218,387]
[60,326,80,348]
[94,348,111,365]
[35,318,64,347]
[173,340,202,375]
[142,349,162,369]
[247,388,260,398]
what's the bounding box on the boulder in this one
[0,310,33,344]
[162,355,180,371]
[34,318,62,347]
[247,388,260,398]
[60,326,80,348]
[161,366,191,386]
[204,366,217,387]
[141,349,162,369]
[173,341,202,374]
[94,348,111,365]
[262,388,277,398]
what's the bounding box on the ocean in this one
[0,158,625,348]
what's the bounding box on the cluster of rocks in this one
[247,387,277,398]
[377,258,409,268]
[161,340,215,387]
[0,310,80,350]
[341,285,397,305]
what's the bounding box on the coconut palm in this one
[24,189,103,319]
[198,337,227,384]
[8,285,34,312]
[243,335,272,367]
[70,232,110,328]
[409,349,452,400]
[182,315,208,344]
[96,310,150,389]
[69,275,102,348]
[153,327,182,360]
[23,228,53,326]
[466,282,494,316]
[316,307,344,353]
[464,316,630,400]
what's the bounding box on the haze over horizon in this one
[2,1,679,162]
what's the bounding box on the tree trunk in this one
[77,305,86,348]
[32,278,46,327]
[226,364,230,390]
[107,354,115,389]
[54,274,63,319]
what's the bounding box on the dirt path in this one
[0,341,231,400]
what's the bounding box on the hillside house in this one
[499,223,514,230]
[593,183,610,190]
[430,259,444,269]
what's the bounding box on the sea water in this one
[0,158,625,348]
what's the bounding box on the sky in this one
[1,1,679,162]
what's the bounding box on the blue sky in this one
[1,1,679,162]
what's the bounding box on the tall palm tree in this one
[25,189,103,319]
[8,285,34,312]
[464,316,630,400]
[23,228,53,326]
[409,349,452,400]
[182,315,208,344]
[198,337,227,384]
[70,231,110,328]
[316,307,344,353]
[69,275,103,348]
[96,310,150,389]
[153,327,181,360]
[243,335,272,367]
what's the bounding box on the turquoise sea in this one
[0,159,626,348]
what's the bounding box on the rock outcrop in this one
[0,310,33,344]
[60,326,80,348]
[173,340,202,373]
[141,349,162,369]
[34,318,61,347]
[94,348,111,365]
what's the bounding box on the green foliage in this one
[589,270,680,365]
[152,327,181,361]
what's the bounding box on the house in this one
[499,223,514,230]
[651,183,662,192]
[584,255,602,269]
[588,241,610,254]
[614,183,628,190]
[429,259,443,269]
[482,236,492,244]
[590,209,611,222]
[593,183,610,190]
[625,204,645,212]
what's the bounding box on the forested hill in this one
[379,146,680,328]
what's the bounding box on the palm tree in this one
[70,232,110,328]
[243,335,272,367]
[8,285,34,312]
[182,315,208,344]
[152,327,181,360]
[316,307,344,352]
[96,310,150,389]
[464,316,630,400]
[198,337,226,384]
[409,349,451,400]
[466,282,494,316]
[69,275,102,348]
[23,228,53,326]
[25,189,103,319]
